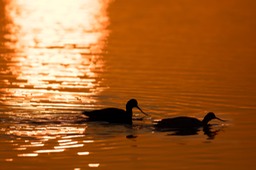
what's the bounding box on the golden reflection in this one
[54,143,84,149]
[83,140,94,143]
[58,139,72,143]
[61,134,85,139]
[1,0,111,112]
[5,158,14,162]
[58,141,78,146]
[34,149,65,153]
[77,151,90,155]
[8,125,86,138]
[7,124,88,158]
[20,143,44,148]
[88,163,100,168]
[17,153,38,157]
[14,147,26,150]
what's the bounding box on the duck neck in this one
[126,106,133,115]
[202,117,210,126]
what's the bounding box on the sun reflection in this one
[7,124,89,158]
[7,125,86,138]
[58,141,78,146]
[1,0,111,112]
[88,163,100,168]
[54,144,84,149]
[83,140,94,143]
[1,0,111,165]
[14,147,26,150]
[77,151,90,155]
[17,153,38,157]
[34,149,65,153]
[5,158,14,162]
[20,143,44,148]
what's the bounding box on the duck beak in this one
[215,117,225,122]
[136,106,149,116]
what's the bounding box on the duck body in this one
[83,108,132,124]
[154,116,203,129]
[154,112,224,130]
[82,99,147,124]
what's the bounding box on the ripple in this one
[54,144,84,149]
[77,151,90,156]
[88,163,100,168]
[17,153,38,157]
[34,149,65,153]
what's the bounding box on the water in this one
[1,0,256,169]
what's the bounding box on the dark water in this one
[1,0,256,169]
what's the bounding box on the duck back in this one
[83,108,132,124]
[155,116,202,129]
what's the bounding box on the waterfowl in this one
[154,112,224,129]
[82,99,148,124]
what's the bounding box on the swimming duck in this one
[82,99,148,124]
[154,112,224,129]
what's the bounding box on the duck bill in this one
[136,106,149,116]
[215,117,225,122]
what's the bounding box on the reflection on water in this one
[1,0,256,169]
[162,125,225,140]
[0,0,110,113]
[4,123,87,159]
[0,0,111,168]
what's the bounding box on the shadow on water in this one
[154,124,225,140]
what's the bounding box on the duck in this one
[154,112,224,129]
[82,99,148,124]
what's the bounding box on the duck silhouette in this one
[154,112,224,129]
[82,99,148,124]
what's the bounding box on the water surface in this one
[1,0,256,169]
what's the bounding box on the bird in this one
[154,112,224,129]
[82,99,148,124]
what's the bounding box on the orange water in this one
[1,0,256,169]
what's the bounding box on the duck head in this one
[126,99,148,116]
[202,112,225,125]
